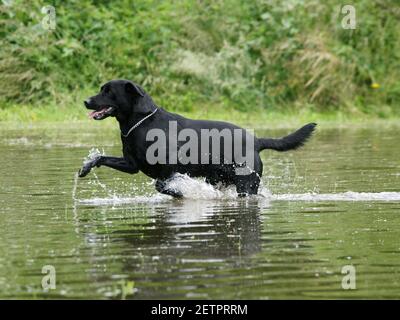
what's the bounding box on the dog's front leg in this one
[78,156,138,177]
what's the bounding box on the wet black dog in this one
[79,79,316,198]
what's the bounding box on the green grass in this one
[2,102,400,130]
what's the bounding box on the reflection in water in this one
[1,124,400,299]
[76,198,266,298]
[118,199,264,257]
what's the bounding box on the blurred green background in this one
[1,0,399,121]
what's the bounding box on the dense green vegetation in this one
[1,0,399,121]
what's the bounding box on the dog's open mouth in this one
[89,106,115,120]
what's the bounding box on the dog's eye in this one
[101,86,115,99]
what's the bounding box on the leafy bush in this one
[0,0,399,115]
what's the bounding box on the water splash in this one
[78,190,400,206]
[79,194,170,205]
[272,191,400,202]
[165,173,273,200]
[165,173,231,199]
[83,148,104,166]
[71,172,79,218]
[74,170,400,206]
[92,172,112,197]
[72,172,79,202]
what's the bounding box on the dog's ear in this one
[125,81,155,114]
[125,81,145,97]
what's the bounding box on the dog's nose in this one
[84,99,91,108]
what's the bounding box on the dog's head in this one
[84,79,156,121]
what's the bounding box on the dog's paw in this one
[78,163,92,177]
[78,157,101,178]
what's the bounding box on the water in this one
[0,122,400,299]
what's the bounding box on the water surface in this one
[0,122,399,299]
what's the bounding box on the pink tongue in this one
[88,109,105,119]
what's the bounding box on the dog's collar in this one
[121,108,158,138]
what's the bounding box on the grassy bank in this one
[2,102,400,131]
[1,1,399,119]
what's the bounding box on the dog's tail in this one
[257,123,317,152]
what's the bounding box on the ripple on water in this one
[2,125,400,299]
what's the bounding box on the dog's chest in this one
[122,136,149,166]
[122,141,138,164]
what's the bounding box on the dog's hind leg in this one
[205,176,220,187]
[155,179,183,199]
[235,173,260,197]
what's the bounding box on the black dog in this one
[79,79,316,198]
